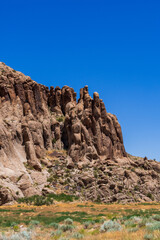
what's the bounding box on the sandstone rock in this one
[0,187,13,205]
[0,62,160,205]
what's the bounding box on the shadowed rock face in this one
[0,62,160,205]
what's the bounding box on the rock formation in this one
[0,62,160,205]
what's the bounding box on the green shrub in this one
[152,214,160,221]
[55,229,62,236]
[17,195,53,206]
[100,220,122,232]
[49,222,59,229]
[128,227,139,232]
[17,193,79,206]
[13,225,19,232]
[147,193,154,200]
[11,222,18,227]
[1,230,32,240]
[124,220,136,228]
[51,230,63,237]
[50,231,55,236]
[56,116,65,122]
[52,138,56,145]
[21,230,32,240]
[146,222,160,231]
[29,220,40,226]
[131,216,142,223]
[144,233,154,240]
[83,220,95,229]
[47,175,54,183]
[99,218,106,224]
[64,218,73,225]
[72,232,84,239]
[49,193,79,202]
[59,224,75,232]
[138,218,149,228]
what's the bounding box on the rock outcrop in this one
[0,62,160,205]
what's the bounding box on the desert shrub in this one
[64,218,73,225]
[52,138,56,144]
[1,230,32,240]
[124,220,136,228]
[138,218,149,227]
[59,224,75,232]
[144,233,154,240]
[124,216,142,228]
[0,235,7,240]
[72,232,84,239]
[49,222,59,229]
[90,229,99,235]
[20,231,32,240]
[10,234,21,240]
[128,227,139,232]
[51,193,78,202]
[99,218,106,224]
[146,221,160,231]
[152,214,160,221]
[13,225,20,232]
[147,193,154,200]
[100,220,122,232]
[17,195,53,206]
[18,193,78,205]
[56,116,65,122]
[79,229,85,234]
[131,216,142,223]
[50,231,55,236]
[50,193,79,202]
[55,229,62,236]
[11,222,18,227]
[83,220,94,229]
[29,220,40,226]
[51,230,63,237]
[34,196,53,206]
[4,232,31,240]
[47,175,54,183]
[83,221,90,229]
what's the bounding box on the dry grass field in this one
[0,201,160,239]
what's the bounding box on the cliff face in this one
[0,62,160,205]
[0,62,126,168]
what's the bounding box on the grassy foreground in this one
[1,201,160,239]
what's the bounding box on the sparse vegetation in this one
[56,115,65,122]
[144,233,154,240]
[64,218,73,225]
[100,220,122,232]
[49,222,59,229]
[17,195,54,206]
[72,232,84,239]
[1,202,160,239]
[147,192,154,200]
[17,193,79,206]
[52,138,57,144]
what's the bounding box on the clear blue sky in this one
[1,0,160,160]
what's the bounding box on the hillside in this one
[0,62,160,205]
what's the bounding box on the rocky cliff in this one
[0,62,160,205]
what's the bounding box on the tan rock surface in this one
[0,62,160,204]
